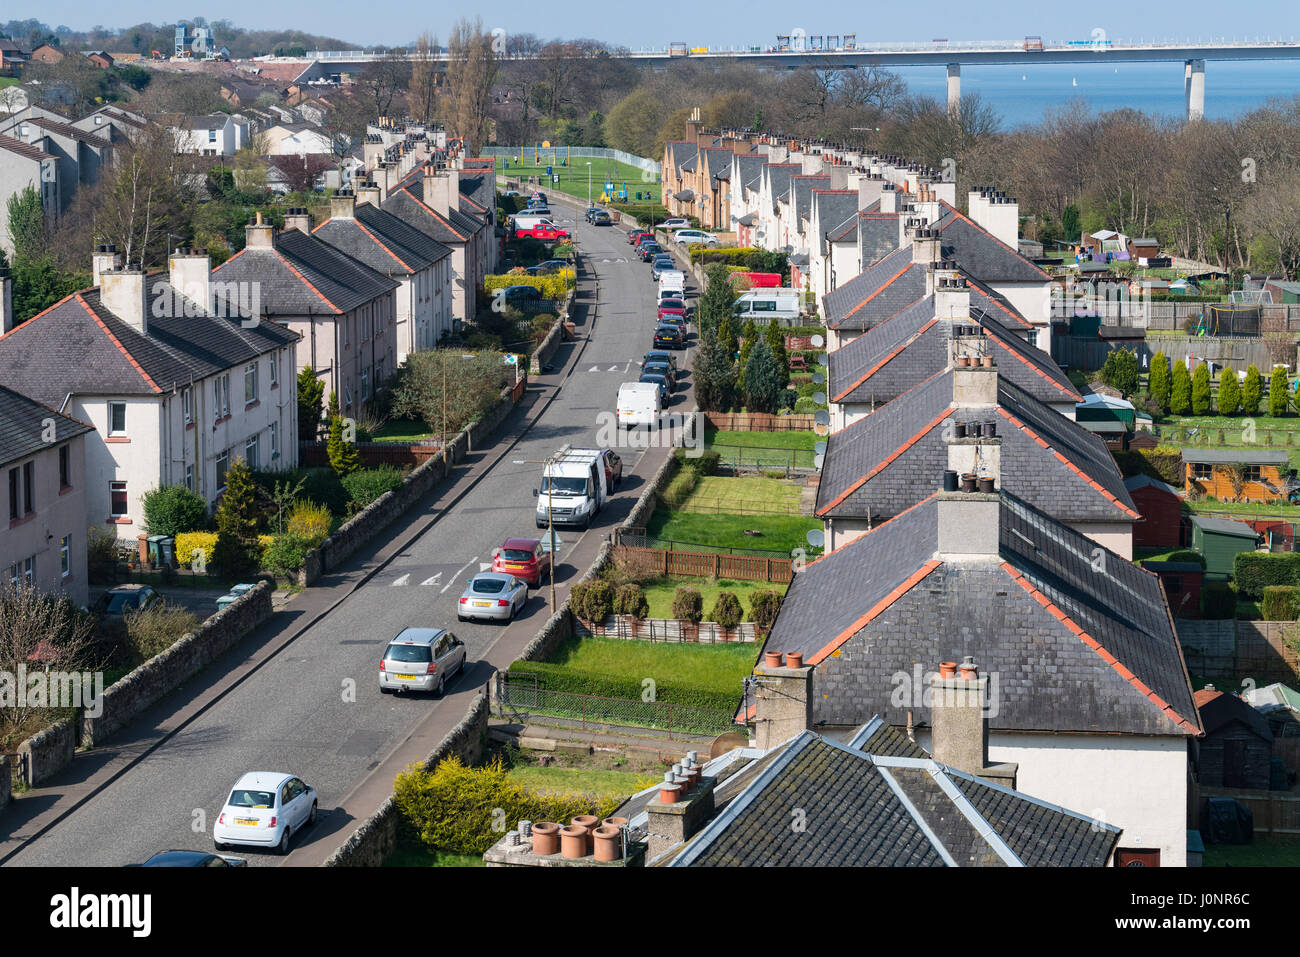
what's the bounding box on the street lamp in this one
[513,450,565,616]
[586,161,592,204]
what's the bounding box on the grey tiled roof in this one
[0,286,297,407]
[0,133,53,162]
[731,153,766,191]
[762,490,1200,736]
[828,295,939,404]
[824,247,926,329]
[764,164,801,212]
[966,275,1032,330]
[811,191,859,245]
[1182,448,1289,465]
[312,204,451,276]
[858,213,900,267]
[790,175,831,224]
[668,731,1120,866]
[980,314,1080,402]
[1190,514,1260,537]
[1123,474,1182,497]
[381,182,482,244]
[935,205,1050,283]
[0,385,93,468]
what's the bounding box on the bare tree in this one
[408,32,441,125]
[444,18,500,155]
[359,48,411,121]
[0,581,97,738]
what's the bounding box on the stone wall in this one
[625,435,685,530]
[18,715,79,787]
[324,692,490,867]
[0,754,9,817]
[82,581,274,747]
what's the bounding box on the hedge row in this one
[1234,552,1300,599]
[506,660,740,713]
[484,272,575,300]
[1111,447,1184,486]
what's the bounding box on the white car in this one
[213,772,317,855]
[673,229,720,247]
[659,217,691,230]
[457,573,529,622]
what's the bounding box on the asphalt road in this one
[4,204,696,867]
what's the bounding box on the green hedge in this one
[1111,447,1184,485]
[1165,549,1207,569]
[1261,585,1300,621]
[506,660,736,713]
[1201,581,1237,619]
[1234,552,1300,599]
[673,447,720,475]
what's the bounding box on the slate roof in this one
[761,490,1200,737]
[1124,474,1183,498]
[1195,688,1273,740]
[311,204,451,276]
[1190,514,1260,538]
[381,178,484,245]
[666,140,699,174]
[816,370,1135,524]
[934,204,1051,283]
[0,385,94,467]
[666,731,1120,867]
[1182,448,1290,466]
[790,175,831,223]
[811,191,859,247]
[21,116,111,145]
[213,229,398,318]
[824,247,926,329]
[0,284,298,407]
[731,153,766,193]
[0,133,52,162]
[764,164,802,211]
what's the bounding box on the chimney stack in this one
[424,163,457,217]
[933,271,969,319]
[246,211,274,249]
[168,248,211,315]
[928,657,1017,788]
[330,188,356,220]
[0,266,12,335]
[879,183,898,214]
[912,226,941,264]
[99,266,148,337]
[92,244,121,286]
[752,651,813,750]
[355,179,382,209]
[284,207,311,233]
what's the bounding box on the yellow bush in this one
[175,531,217,571]
[287,500,332,546]
[483,270,574,300]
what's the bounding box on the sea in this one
[888,59,1300,127]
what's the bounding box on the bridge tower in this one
[1185,59,1206,121]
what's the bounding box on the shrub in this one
[749,589,783,632]
[1270,365,1290,417]
[568,581,591,618]
[1242,364,1263,415]
[581,580,615,623]
[141,485,209,537]
[342,467,406,509]
[1148,351,1170,413]
[1261,585,1300,621]
[507,661,738,712]
[1200,581,1237,620]
[672,585,703,623]
[263,533,314,578]
[393,756,621,856]
[1234,552,1300,599]
[251,468,349,517]
[1170,362,1191,415]
[213,459,261,580]
[124,601,200,663]
[1217,371,1241,417]
[614,583,650,619]
[1111,447,1184,485]
[483,271,573,300]
[287,500,332,546]
[793,396,817,414]
[709,591,743,628]
[1191,363,1212,415]
[326,391,362,476]
[530,312,558,342]
[673,448,720,475]
[661,466,697,508]
[1165,549,1207,569]
[176,531,218,572]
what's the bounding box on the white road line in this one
[479,562,493,572]
[420,573,441,587]
[391,573,410,587]
[442,558,478,593]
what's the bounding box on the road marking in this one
[391,574,410,587]
[442,558,478,593]
[479,562,493,572]
[420,573,441,587]
[607,365,620,372]
[588,365,600,372]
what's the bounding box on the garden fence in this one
[613,527,794,558]
[479,146,661,177]
[611,543,794,583]
[704,412,817,431]
[708,443,816,472]
[572,616,758,642]
[495,673,738,738]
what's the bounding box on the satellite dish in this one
[805,528,825,548]
[811,334,825,348]
[817,353,829,368]
[814,441,827,455]
[814,409,830,426]
[813,392,827,405]
[814,423,829,436]
[814,453,824,469]
[812,371,825,385]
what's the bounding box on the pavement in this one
[0,200,697,867]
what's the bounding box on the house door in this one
[1114,848,1161,867]
[1223,738,1247,788]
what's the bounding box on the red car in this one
[657,297,686,320]
[491,538,552,588]
[515,224,571,241]
[628,230,653,245]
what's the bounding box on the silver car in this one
[379,627,467,696]
[457,573,529,623]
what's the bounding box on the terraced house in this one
[0,246,299,539]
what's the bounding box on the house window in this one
[185,464,194,491]
[8,467,18,520]
[22,461,33,513]
[7,562,15,587]
[1190,463,1212,481]
[215,450,229,491]
[183,387,192,423]
[59,445,70,489]
[269,355,278,388]
[108,401,127,435]
[344,387,353,409]
[22,556,33,584]
[1244,466,1262,483]
[269,421,279,459]
[60,536,70,577]
[208,129,217,143]
[361,369,370,401]
[110,481,128,517]
[215,374,230,418]
[244,363,258,404]
[245,434,260,470]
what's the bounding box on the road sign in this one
[546,165,553,175]
[552,175,559,184]
[604,181,614,191]
[504,353,518,365]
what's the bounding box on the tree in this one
[1148,351,1170,413]
[142,485,209,536]
[1270,365,1290,417]
[0,581,96,734]
[358,48,411,120]
[268,153,334,194]
[737,317,758,392]
[326,391,360,475]
[1101,347,1138,398]
[1061,204,1081,241]
[388,350,510,438]
[408,32,441,124]
[443,18,499,156]
[1242,364,1264,415]
[6,186,45,262]
[743,338,782,413]
[1217,369,1241,416]
[716,312,738,357]
[92,123,195,269]
[764,319,791,391]
[297,367,324,443]
[9,257,88,325]
[696,263,736,340]
[1170,361,1192,415]
[212,458,260,580]
[692,332,736,412]
[1191,363,1212,415]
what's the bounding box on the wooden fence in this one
[299,440,441,468]
[573,616,758,642]
[1175,620,1300,683]
[705,412,817,431]
[1200,786,1300,835]
[613,544,793,583]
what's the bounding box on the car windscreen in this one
[660,299,684,309]
[502,548,535,562]
[655,327,679,336]
[228,789,276,808]
[471,578,508,594]
[385,644,433,663]
[644,364,671,376]
[541,475,588,495]
[105,593,139,613]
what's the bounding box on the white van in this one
[657,270,686,297]
[535,448,612,530]
[732,288,801,323]
[617,381,662,428]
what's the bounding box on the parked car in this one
[659,217,691,230]
[658,297,687,320]
[640,372,671,403]
[585,205,599,223]
[592,209,612,226]
[654,324,685,349]
[638,242,663,261]
[94,584,162,619]
[673,229,720,247]
[658,314,689,336]
[651,256,677,280]
[628,228,651,244]
[132,850,247,867]
[503,189,522,198]
[213,772,317,855]
[458,573,529,623]
[658,285,686,301]
[491,537,552,588]
[379,627,467,696]
[502,285,543,304]
[527,259,569,275]
[599,448,624,488]
[632,233,657,250]
[643,350,679,378]
[643,362,676,391]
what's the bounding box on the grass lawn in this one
[1134,546,1202,563]
[546,633,756,697]
[1202,836,1300,866]
[370,419,435,443]
[1188,498,1300,520]
[496,155,660,204]
[648,474,819,554]
[505,764,652,798]
[639,576,785,621]
[383,835,484,867]
[706,428,818,468]
[0,77,18,88]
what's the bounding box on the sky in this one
[16,0,1300,49]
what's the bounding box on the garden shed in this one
[1189,515,1262,579]
[1194,685,1274,790]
